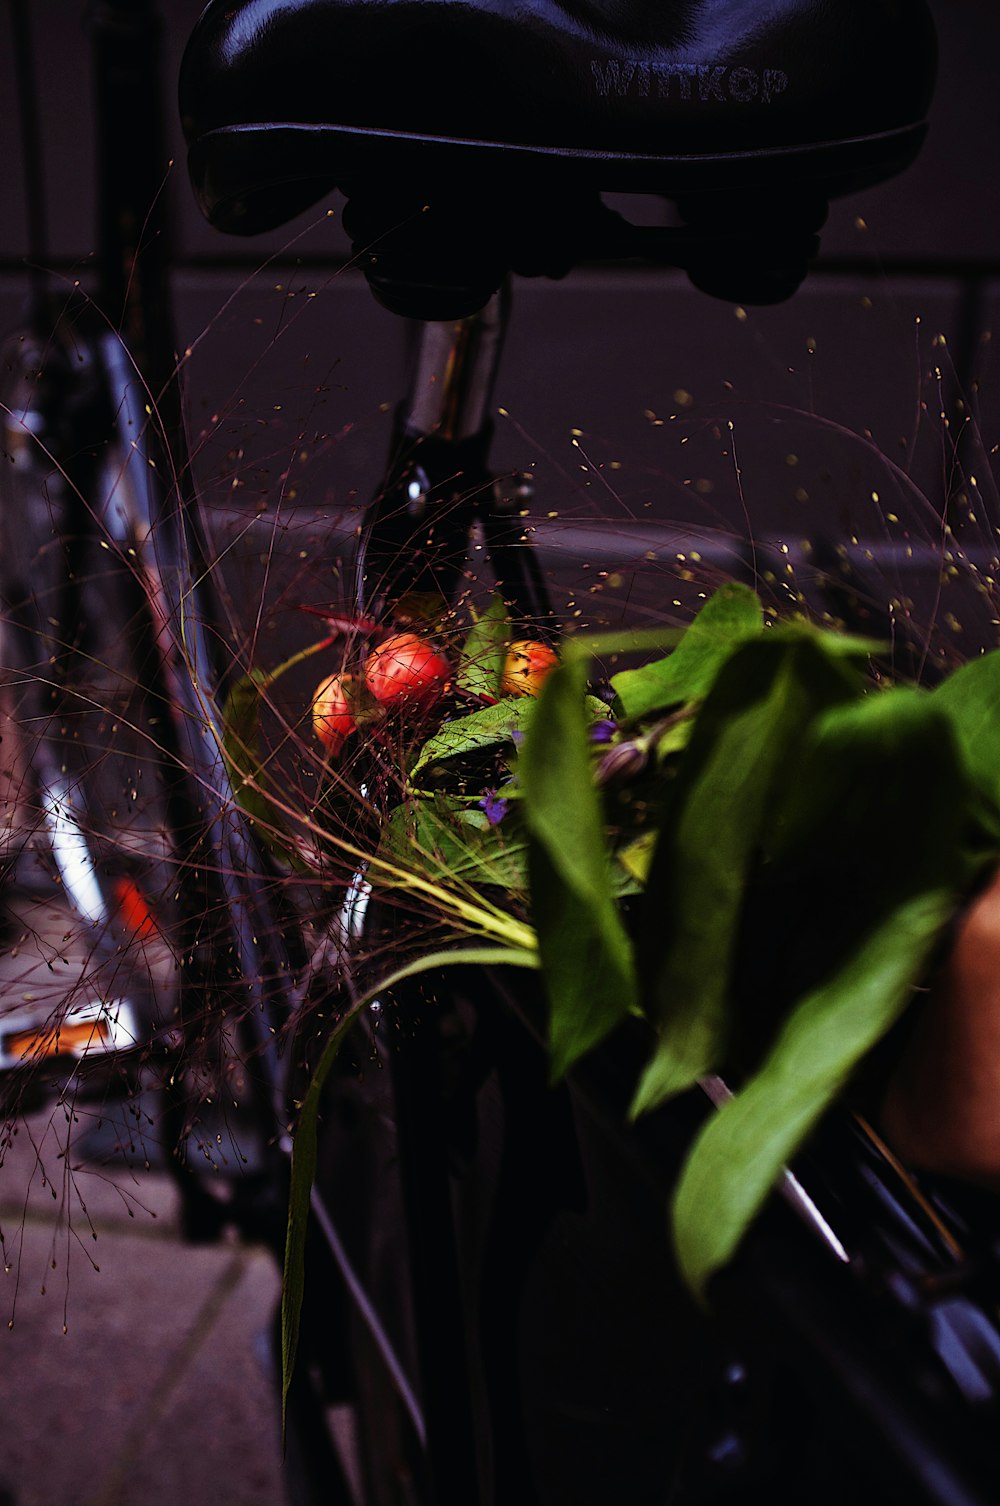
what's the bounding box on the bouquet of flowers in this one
[220,582,1000,1405]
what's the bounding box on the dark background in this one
[2,0,1000,664]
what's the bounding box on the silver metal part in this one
[404,286,508,441]
[309,1183,427,1447]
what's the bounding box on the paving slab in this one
[0,896,291,1506]
[0,1213,287,1506]
[0,1101,182,1242]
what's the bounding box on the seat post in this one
[402,285,509,443]
[354,284,551,624]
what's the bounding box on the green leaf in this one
[933,648,1000,825]
[220,636,335,865]
[457,595,510,700]
[631,634,863,1116]
[668,681,987,1297]
[655,715,696,759]
[766,688,967,876]
[221,670,299,860]
[617,829,657,886]
[671,889,955,1299]
[520,657,638,1077]
[730,686,989,1073]
[376,796,527,893]
[610,582,762,720]
[560,625,685,664]
[221,668,267,782]
[410,694,609,782]
[802,629,887,660]
[409,697,532,780]
[282,944,539,1434]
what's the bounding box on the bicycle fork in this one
[355,286,552,628]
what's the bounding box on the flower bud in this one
[594,739,648,786]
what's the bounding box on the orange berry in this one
[364,632,451,710]
[500,639,559,697]
[311,673,356,755]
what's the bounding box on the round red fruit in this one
[501,639,559,697]
[311,673,356,755]
[364,632,451,710]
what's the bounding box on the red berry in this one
[500,640,559,698]
[364,632,451,710]
[311,673,356,755]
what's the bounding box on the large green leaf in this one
[933,648,1000,828]
[457,594,510,700]
[631,633,864,1116]
[672,889,955,1298]
[520,656,638,1078]
[766,688,968,875]
[670,681,988,1296]
[730,684,991,1079]
[282,944,539,1433]
[610,582,762,720]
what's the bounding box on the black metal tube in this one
[9,0,50,305]
[87,0,172,351]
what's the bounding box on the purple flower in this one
[589,719,617,744]
[479,790,510,825]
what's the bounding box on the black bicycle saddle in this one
[180,0,937,313]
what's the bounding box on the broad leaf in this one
[933,648,1000,827]
[631,633,863,1116]
[282,944,539,1432]
[670,683,986,1296]
[457,595,510,700]
[520,657,638,1078]
[611,582,762,720]
[766,688,972,876]
[672,889,955,1298]
[733,682,992,1083]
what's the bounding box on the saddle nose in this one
[179,0,937,314]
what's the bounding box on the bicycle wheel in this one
[0,310,185,1107]
[0,308,289,1222]
[281,996,431,1506]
